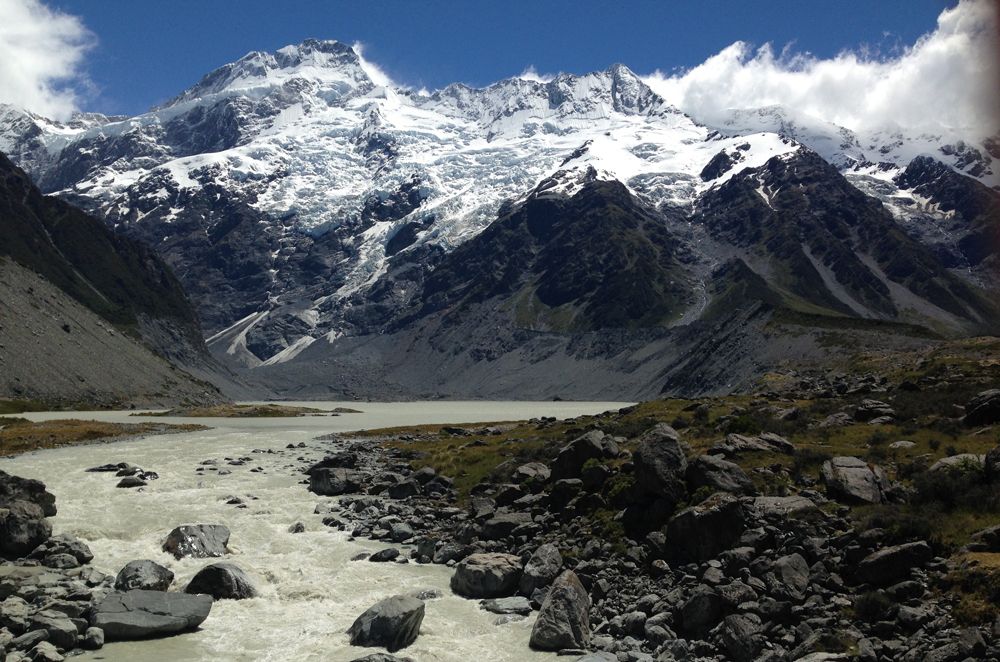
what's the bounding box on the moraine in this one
[1,400,628,661]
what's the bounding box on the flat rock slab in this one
[480,596,532,615]
[91,590,212,640]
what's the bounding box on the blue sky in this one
[46,0,957,116]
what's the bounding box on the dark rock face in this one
[450,553,522,598]
[855,541,934,586]
[0,154,210,367]
[347,595,425,653]
[114,560,174,592]
[162,524,230,559]
[665,492,746,562]
[820,456,889,504]
[964,389,1000,426]
[529,570,590,650]
[184,563,257,600]
[90,590,213,641]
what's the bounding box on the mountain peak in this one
[160,39,369,109]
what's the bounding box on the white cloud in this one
[643,0,1000,140]
[0,0,94,119]
[352,41,395,88]
[517,65,555,83]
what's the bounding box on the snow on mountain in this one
[1,39,995,364]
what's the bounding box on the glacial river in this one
[0,401,629,662]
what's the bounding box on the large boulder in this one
[347,595,424,653]
[0,471,56,560]
[820,457,889,504]
[115,560,174,592]
[519,543,563,596]
[686,454,756,495]
[627,424,689,532]
[708,433,794,457]
[0,471,56,517]
[162,524,230,559]
[0,502,51,560]
[529,571,589,650]
[963,389,1000,426]
[551,431,615,480]
[855,541,933,586]
[750,496,822,519]
[309,468,365,496]
[90,590,212,641]
[450,553,522,598]
[666,493,746,562]
[185,563,257,600]
[929,454,985,472]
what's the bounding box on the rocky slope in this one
[300,338,1000,661]
[1,40,998,399]
[0,155,237,405]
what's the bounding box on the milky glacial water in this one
[0,401,629,661]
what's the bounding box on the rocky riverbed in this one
[2,384,1000,661]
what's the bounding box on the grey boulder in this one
[90,590,212,641]
[529,570,590,650]
[686,454,756,495]
[347,595,424,652]
[115,560,175,591]
[820,456,889,504]
[162,524,230,559]
[519,543,562,595]
[184,562,257,600]
[450,553,522,598]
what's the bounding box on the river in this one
[0,401,629,661]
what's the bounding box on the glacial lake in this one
[1,401,630,661]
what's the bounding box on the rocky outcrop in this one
[450,553,522,598]
[529,571,590,650]
[184,563,257,600]
[162,524,230,559]
[347,595,424,653]
[89,590,212,641]
[114,560,174,592]
[820,456,889,504]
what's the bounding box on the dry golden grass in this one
[0,418,207,456]
[136,403,352,418]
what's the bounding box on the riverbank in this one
[0,418,208,457]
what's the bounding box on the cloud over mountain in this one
[644,0,1000,141]
[0,0,94,119]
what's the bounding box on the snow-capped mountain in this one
[1,39,997,398]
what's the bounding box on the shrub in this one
[854,591,896,623]
[928,439,941,452]
[792,449,832,480]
